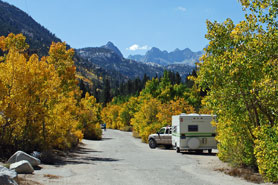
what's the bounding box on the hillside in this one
[0,0,127,89]
[0,0,195,90]
[76,47,165,79]
[0,1,61,56]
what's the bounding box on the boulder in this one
[0,165,17,179]
[31,151,41,159]
[10,160,34,174]
[0,165,18,185]
[8,151,41,167]
[0,175,18,185]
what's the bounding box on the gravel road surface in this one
[20,129,266,185]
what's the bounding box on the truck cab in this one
[148,127,172,149]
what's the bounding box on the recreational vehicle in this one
[172,113,217,153]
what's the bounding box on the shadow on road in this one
[57,156,120,165]
[73,146,102,155]
[52,143,120,166]
[55,155,120,166]
[181,151,217,156]
[81,156,119,162]
[101,137,113,141]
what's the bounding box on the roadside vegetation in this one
[0,33,102,159]
[195,0,278,182]
[101,71,204,142]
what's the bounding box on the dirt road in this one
[20,129,265,185]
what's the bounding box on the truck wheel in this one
[165,145,172,149]
[195,149,203,154]
[208,149,212,154]
[176,147,180,153]
[149,139,157,149]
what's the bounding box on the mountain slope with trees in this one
[76,47,165,79]
[0,0,61,56]
[0,0,129,99]
[0,0,194,99]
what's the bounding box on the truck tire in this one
[165,145,172,149]
[195,149,203,154]
[176,147,180,153]
[149,139,157,149]
[208,149,212,154]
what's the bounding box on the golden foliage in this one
[101,103,121,129]
[156,98,195,126]
[0,34,101,153]
[79,93,102,140]
[131,97,162,143]
[195,0,278,181]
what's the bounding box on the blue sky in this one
[4,0,245,57]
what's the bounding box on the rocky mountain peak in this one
[128,46,204,66]
[101,41,123,58]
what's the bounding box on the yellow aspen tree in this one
[131,97,162,143]
[156,98,195,126]
[0,34,85,152]
[196,0,278,180]
[79,92,102,140]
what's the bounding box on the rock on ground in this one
[8,151,41,167]
[0,175,18,185]
[0,165,18,185]
[10,160,34,174]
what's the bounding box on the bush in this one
[83,124,102,140]
[254,125,278,182]
[215,114,256,167]
[131,97,162,142]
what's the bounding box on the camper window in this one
[188,125,198,132]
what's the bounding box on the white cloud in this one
[140,45,149,50]
[177,6,186,12]
[126,44,149,51]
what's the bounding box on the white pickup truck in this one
[148,127,172,149]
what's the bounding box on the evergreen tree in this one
[175,72,181,85]
[101,78,111,105]
[79,79,87,98]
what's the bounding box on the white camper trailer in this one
[172,113,217,153]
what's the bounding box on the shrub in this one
[254,125,278,182]
[83,124,102,140]
[215,114,256,167]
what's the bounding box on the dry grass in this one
[43,174,61,179]
[132,131,141,138]
[216,167,264,183]
[2,163,10,168]
[17,177,42,185]
[120,126,133,132]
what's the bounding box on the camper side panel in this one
[171,115,180,147]
[179,115,217,150]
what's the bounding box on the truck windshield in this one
[158,128,165,134]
